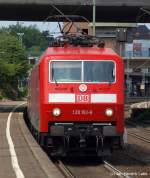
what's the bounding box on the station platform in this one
[0,101,64,178]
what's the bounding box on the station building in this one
[63,22,150,98]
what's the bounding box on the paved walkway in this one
[0,102,46,178]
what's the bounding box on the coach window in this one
[51,61,82,82]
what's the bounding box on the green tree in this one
[0,32,29,99]
[9,23,49,50]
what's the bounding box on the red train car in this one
[27,44,124,156]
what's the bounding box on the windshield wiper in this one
[54,78,59,86]
[52,69,59,86]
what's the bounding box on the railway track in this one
[126,120,150,143]
[54,160,75,178]
[126,129,150,167]
[54,159,132,178]
[52,103,148,177]
[128,132,150,144]
[125,101,150,144]
[103,161,132,178]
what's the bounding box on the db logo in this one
[76,95,90,103]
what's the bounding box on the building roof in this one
[127,25,150,42]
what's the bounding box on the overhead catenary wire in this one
[42,2,105,47]
[45,3,90,36]
[136,7,150,23]
[140,7,150,16]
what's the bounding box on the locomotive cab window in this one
[84,61,115,83]
[51,61,82,82]
[50,61,115,83]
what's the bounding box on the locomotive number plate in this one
[72,109,93,115]
[76,94,90,103]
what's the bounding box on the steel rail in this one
[128,132,150,143]
[55,160,75,178]
[56,159,132,178]
[103,161,132,178]
[55,158,135,178]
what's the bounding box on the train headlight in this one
[105,108,113,117]
[52,108,61,117]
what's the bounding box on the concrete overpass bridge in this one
[0,0,149,22]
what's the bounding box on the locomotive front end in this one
[39,47,124,156]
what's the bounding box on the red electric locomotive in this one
[27,37,125,156]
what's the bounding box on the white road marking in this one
[6,102,26,178]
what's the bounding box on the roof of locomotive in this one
[41,46,120,58]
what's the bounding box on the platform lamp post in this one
[17,33,24,47]
[16,32,24,91]
[93,0,96,36]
